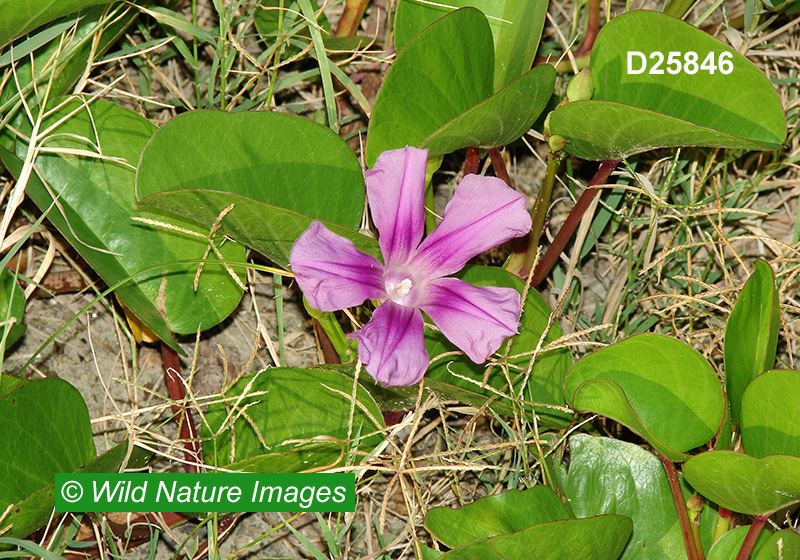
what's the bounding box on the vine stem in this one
[530,158,620,285]
[161,342,203,473]
[735,515,767,560]
[574,0,601,57]
[334,0,370,37]
[488,147,512,186]
[464,146,480,176]
[660,454,703,560]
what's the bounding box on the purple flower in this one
[290,147,532,386]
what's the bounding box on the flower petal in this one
[421,277,521,363]
[365,147,428,266]
[290,221,385,311]
[352,302,429,386]
[411,174,532,278]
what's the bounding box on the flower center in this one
[384,271,419,307]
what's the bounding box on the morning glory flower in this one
[290,147,532,386]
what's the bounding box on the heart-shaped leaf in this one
[725,260,779,427]
[136,110,375,267]
[202,367,385,469]
[549,10,786,160]
[425,487,569,548]
[558,434,691,560]
[438,515,633,560]
[741,369,800,458]
[424,266,573,427]
[0,378,94,537]
[394,0,549,90]
[683,451,800,515]
[366,8,554,165]
[565,334,725,461]
[3,98,246,347]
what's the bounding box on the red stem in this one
[736,515,767,560]
[530,159,620,286]
[334,0,370,37]
[488,147,512,186]
[574,0,601,58]
[161,342,203,473]
[464,147,480,176]
[660,455,702,560]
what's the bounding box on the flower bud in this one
[548,134,567,153]
[566,68,593,102]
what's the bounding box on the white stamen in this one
[388,278,413,302]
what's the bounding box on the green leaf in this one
[1,440,151,540]
[724,260,779,426]
[1,6,137,144]
[424,266,573,427]
[740,369,800,457]
[0,268,25,350]
[419,545,444,560]
[394,0,549,90]
[683,451,800,515]
[549,11,786,160]
[0,378,95,538]
[753,530,800,560]
[418,66,556,157]
[425,487,569,548]
[706,526,770,560]
[438,515,633,560]
[222,443,345,474]
[558,434,689,560]
[5,98,245,345]
[366,8,553,165]
[136,109,374,268]
[0,374,29,399]
[564,334,725,461]
[202,367,385,469]
[0,0,117,50]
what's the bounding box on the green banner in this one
[55,473,355,512]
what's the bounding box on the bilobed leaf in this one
[5,98,245,346]
[0,0,117,49]
[419,66,555,157]
[366,8,492,165]
[367,8,554,165]
[424,266,573,427]
[202,367,385,469]
[724,260,779,426]
[394,0,549,90]
[136,110,375,267]
[564,334,725,462]
[549,10,786,160]
[558,435,689,560]
[0,378,95,538]
[683,451,800,515]
[425,487,569,548]
[740,369,800,457]
[438,515,633,560]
